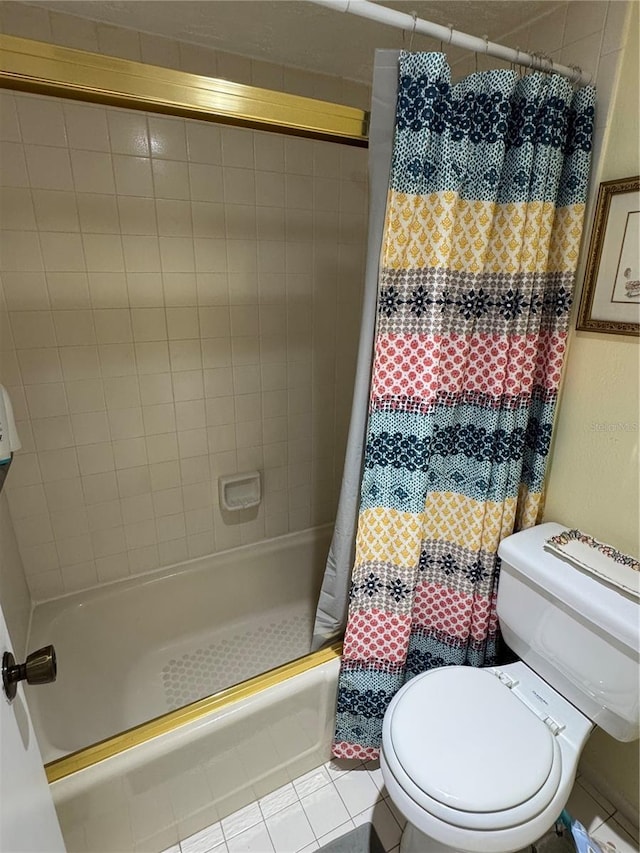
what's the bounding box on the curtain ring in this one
[514,46,523,77]
[447,23,454,45]
[480,34,489,73]
[409,11,418,51]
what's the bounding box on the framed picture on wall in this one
[577,175,640,336]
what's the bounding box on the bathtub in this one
[51,650,341,853]
[28,524,332,762]
[25,525,340,851]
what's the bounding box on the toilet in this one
[380,522,639,853]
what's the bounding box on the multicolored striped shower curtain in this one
[334,52,595,760]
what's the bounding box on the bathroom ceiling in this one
[25,0,562,83]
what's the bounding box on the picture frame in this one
[577,175,640,336]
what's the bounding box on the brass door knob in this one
[2,645,57,702]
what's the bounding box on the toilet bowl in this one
[380,523,639,853]
[381,662,592,853]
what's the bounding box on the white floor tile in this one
[259,783,299,819]
[593,817,639,853]
[172,755,630,853]
[221,803,263,841]
[353,799,402,852]
[565,781,610,833]
[324,758,363,780]
[610,811,639,844]
[300,783,351,838]
[265,801,315,853]
[576,777,616,817]
[160,846,181,853]
[333,768,381,817]
[364,759,386,794]
[226,822,275,853]
[293,765,332,799]
[384,797,408,832]
[315,818,356,846]
[181,821,225,853]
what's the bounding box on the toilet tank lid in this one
[498,523,639,654]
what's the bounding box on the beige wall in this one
[544,1,639,555]
[543,0,640,820]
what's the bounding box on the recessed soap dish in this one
[218,471,261,512]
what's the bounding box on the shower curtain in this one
[329,51,595,760]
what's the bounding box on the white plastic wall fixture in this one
[218,471,261,511]
[0,384,21,463]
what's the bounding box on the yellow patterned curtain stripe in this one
[356,495,526,564]
[382,190,585,274]
[355,507,424,569]
[515,483,545,530]
[549,204,587,272]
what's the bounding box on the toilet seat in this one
[383,666,563,831]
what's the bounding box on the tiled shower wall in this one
[0,92,367,599]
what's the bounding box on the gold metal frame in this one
[577,175,640,336]
[45,643,342,783]
[0,34,368,145]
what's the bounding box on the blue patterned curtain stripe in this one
[333,52,595,760]
[391,55,594,205]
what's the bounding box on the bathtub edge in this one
[45,641,342,784]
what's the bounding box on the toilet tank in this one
[497,522,639,742]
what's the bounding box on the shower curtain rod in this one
[309,0,590,85]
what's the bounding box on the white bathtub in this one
[51,653,341,853]
[28,525,332,762]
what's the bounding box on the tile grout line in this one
[175,757,638,853]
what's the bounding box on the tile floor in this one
[161,758,639,853]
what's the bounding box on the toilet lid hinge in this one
[543,715,566,736]
[491,668,519,689]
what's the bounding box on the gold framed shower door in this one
[0,33,369,145]
[0,32,359,783]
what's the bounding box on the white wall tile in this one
[96,23,141,61]
[113,155,154,197]
[153,159,190,200]
[2,272,47,310]
[31,189,78,232]
[140,32,181,71]
[149,117,188,161]
[2,76,365,595]
[49,10,98,52]
[64,103,110,152]
[70,150,115,194]
[17,98,66,147]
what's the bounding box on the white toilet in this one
[380,522,639,853]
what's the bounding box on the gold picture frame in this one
[577,175,640,336]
